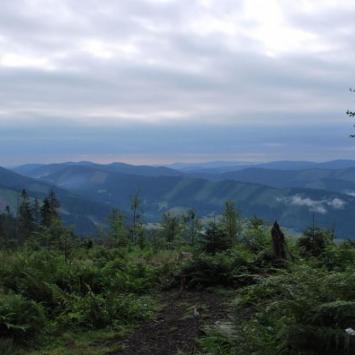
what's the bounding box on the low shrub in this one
[231,265,355,354]
[176,248,258,289]
[60,290,154,329]
[0,292,47,344]
[102,259,158,293]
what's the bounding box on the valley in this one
[2,160,355,238]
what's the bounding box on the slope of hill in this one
[199,167,355,195]
[168,161,255,173]
[14,161,182,179]
[25,164,355,238]
[0,167,111,234]
[170,160,355,174]
[255,160,355,171]
[0,166,50,194]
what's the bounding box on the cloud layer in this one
[278,195,346,214]
[1,0,355,163]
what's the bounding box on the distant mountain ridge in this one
[14,161,182,179]
[194,167,355,194]
[169,160,355,174]
[9,161,355,238]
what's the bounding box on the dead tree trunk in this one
[271,221,287,260]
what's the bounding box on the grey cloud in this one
[277,195,346,215]
[1,0,355,162]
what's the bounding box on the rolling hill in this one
[12,163,355,238]
[171,159,355,174]
[190,167,355,196]
[14,161,182,179]
[0,167,111,234]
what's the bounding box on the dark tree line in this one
[1,189,294,261]
[0,189,61,247]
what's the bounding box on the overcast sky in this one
[1,0,355,165]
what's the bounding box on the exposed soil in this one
[107,290,228,355]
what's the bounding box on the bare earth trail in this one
[107,290,229,355]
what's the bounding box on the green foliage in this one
[40,190,60,227]
[108,208,129,247]
[199,222,232,254]
[222,200,241,244]
[129,192,144,246]
[182,209,202,245]
[0,245,160,350]
[160,212,182,246]
[241,218,271,253]
[0,213,7,247]
[17,189,35,241]
[197,324,236,355]
[102,258,158,293]
[1,191,355,355]
[321,241,355,271]
[29,220,77,262]
[177,247,258,289]
[298,226,334,257]
[231,265,355,354]
[61,290,154,329]
[0,292,46,343]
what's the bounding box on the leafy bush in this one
[0,252,67,312]
[241,219,271,253]
[176,248,258,289]
[198,323,237,355]
[231,265,355,354]
[321,241,355,271]
[0,292,46,344]
[298,227,334,257]
[61,289,154,329]
[0,245,160,350]
[102,259,158,293]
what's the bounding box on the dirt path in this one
[108,290,228,355]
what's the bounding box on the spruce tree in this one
[130,192,144,244]
[2,206,15,245]
[0,213,6,248]
[44,219,75,261]
[108,209,129,247]
[182,209,201,245]
[200,221,231,254]
[222,200,240,244]
[32,198,41,226]
[17,189,35,241]
[40,190,60,227]
[161,212,181,245]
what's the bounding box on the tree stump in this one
[271,221,287,260]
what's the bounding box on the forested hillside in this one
[6,162,355,238]
[197,167,355,193]
[0,167,111,234]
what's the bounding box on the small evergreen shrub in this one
[199,223,232,254]
[176,248,258,289]
[298,227,334,257]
